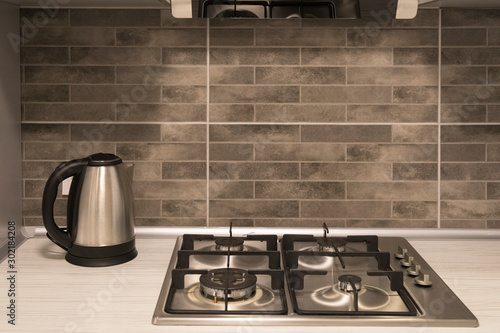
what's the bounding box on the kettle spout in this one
[124,163,134,182]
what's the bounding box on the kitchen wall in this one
[19,7,500,229]
[440,10,500,228]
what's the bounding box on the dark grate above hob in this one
[165,223,287,315]
[281,227,418,317]
[200,0,339,19]
[181,233,278,251]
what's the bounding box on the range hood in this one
[166,0,419,19]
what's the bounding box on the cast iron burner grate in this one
[283,230,418,317]
[200,0,338,18]
[164,222,287,315]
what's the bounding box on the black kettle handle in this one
[42,158,88,250]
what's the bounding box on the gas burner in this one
[317,238,346,252]
[338,274,362,292]
[199,268,257,301]
[215,237,244,251]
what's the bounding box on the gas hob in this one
[152,225,478,327]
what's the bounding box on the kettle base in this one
[66,248,138,267]
[65,238,138,267]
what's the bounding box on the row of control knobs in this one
[395,246,432,287]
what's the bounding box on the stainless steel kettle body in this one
[42,153,138,267]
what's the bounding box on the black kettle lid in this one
[88,153,122,166]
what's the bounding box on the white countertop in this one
[1,228,500,333]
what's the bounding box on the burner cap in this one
[317,238,346,252]
[199,268,257,301]
[215,237,244,251]
[338,274,362,292]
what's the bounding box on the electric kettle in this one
[42,153,137,267]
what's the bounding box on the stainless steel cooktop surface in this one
[152,226,478,327]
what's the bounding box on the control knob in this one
[414,271,432,287]
[394,245,407,259]
[400,252,414,267]
[407,261,421,277]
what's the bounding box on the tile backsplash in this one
[20,7,500,229]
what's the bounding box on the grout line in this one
[437,9,442,229]
[485,181,488,201]
[298,199,301,219]
[209,121,438,126]
[206,18,210,228]
[23,120,486,126]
